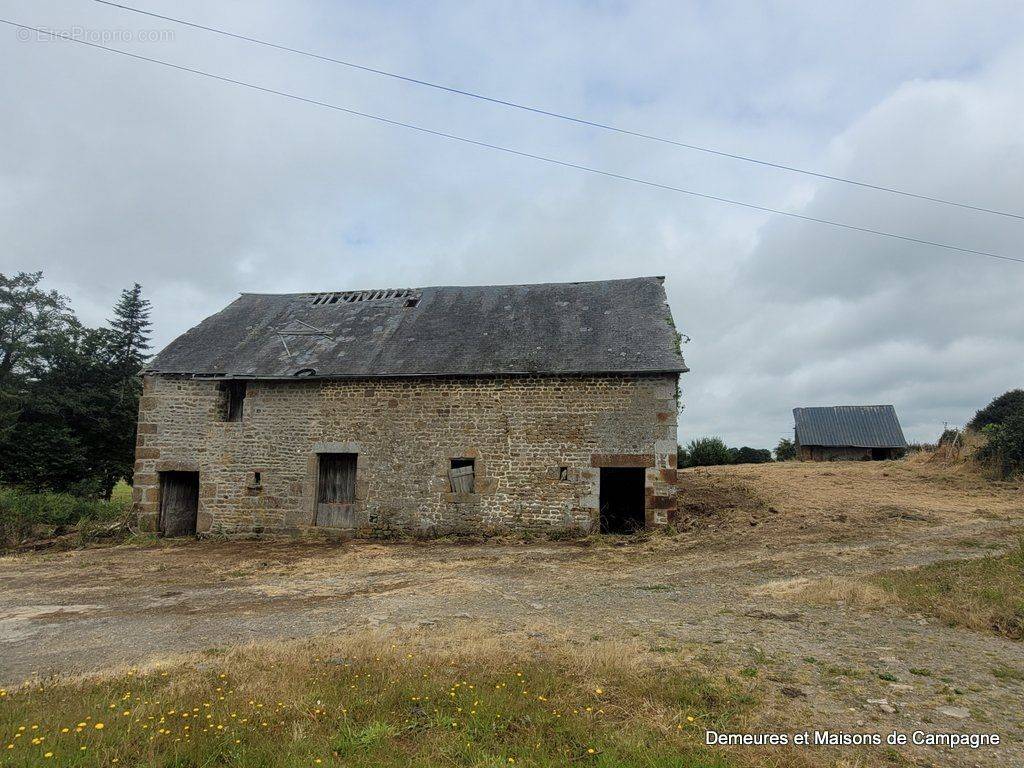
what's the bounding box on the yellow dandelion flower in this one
[588,748,596,754]
[94,723,105,730]
[44,751,53,758]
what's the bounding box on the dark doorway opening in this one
[599,467,646,534]
[870,448,890,460]
[316,453,357,528]
[159,471,199,537]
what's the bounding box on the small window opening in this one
[404,297,420,308]
[449,458,475,493]
[253,471,262,486]
[220,381,246,422]
[558,466,569,482]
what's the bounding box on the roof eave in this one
[143,366,689,380]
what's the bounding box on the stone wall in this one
[797,445,902,461]
[132,373,679,535]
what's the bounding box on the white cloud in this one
[2,0,1022,448]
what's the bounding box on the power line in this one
[92,0,1024,222]
[3,18,1021,265]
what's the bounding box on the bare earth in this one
[2,457,1023,767]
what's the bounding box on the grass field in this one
[878,538,1024,640]
[0,481,132,550]
[0,635,786,768]
[769,538,1024,641]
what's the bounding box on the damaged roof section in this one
[148,277,688,379]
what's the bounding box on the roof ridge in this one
[238,276,665,297]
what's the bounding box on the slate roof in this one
[793,405,907,448]
[148,277,688,379]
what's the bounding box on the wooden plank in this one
[449,464,475,493]
[318,453,356,503]
[316,502,356,529]
[159,472,198,537]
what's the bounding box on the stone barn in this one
[132,277,687,537]
[793,405,907,461]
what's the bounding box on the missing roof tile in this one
[308,289,418,306]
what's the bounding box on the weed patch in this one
[0,635,789,768]
[877,540,1024,640]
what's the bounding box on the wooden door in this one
[159,472,199,537]
[316,453,357,528]
[448,463,475,493]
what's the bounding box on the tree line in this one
[677,437,775,468]
[0,271,151,498]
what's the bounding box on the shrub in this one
[969,390,1024,431]
[978,411,1024,479]
[733,447,773,464]
[0,486,129,548]
[676,444,690,468]
[937,428,962,446]
[685,437,733,467]
[774,437,797,461]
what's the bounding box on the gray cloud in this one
[2,0,1023,448]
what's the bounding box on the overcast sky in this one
[2,0,1023,448]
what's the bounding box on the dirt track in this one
[2,458,1024,767]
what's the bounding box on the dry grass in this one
[877,540,1024,640]
[676,454,1024,542]
[0,629,826,768]
[761,540,1024,641]
[758,577,895,609]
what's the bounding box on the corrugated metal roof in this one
[793,405,907,448]
[148,277,688,379]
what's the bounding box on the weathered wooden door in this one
[159,472,199,537]
[448,462,475,493]
[316,453,357,528]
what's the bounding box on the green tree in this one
[107,283,152,395]
[734,446,773,464]
[0,276,153,497]
[974,390,1024,479]
[0,271,75,387]
[775,437,797,461]
[0,322,118,494]
[0,272,76,439]
[970,390,1024,431]
[676,444,690,469]
[686,437,733,467]
[103,284,152,489]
